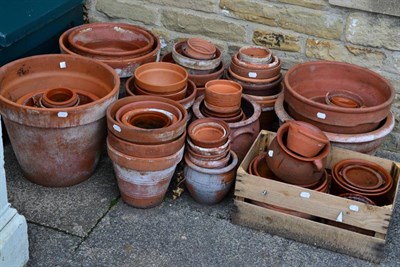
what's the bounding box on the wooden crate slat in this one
[235,169,390,234]
[233,200,385,263]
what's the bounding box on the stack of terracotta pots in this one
[276,61,395,154]
[0,54,120,187]
[161,38,224,95]
[59,22,160,79]
[106,96,188,208]
[124,62,197,116]
[331,159,393,206]
[201,80,245,123]
[184,118,238,205]
[266,121,331,190]
[227,46,282,131]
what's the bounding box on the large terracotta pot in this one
[184,151,238,205]
[59,23,161,78]
[284,61,395,134]
[0,54,120,187]
[192,95,261,162]
[274,93,395,154]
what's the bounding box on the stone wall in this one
[85,0,400,157]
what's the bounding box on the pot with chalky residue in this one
[184,151,238,205]
[0,54,120,187]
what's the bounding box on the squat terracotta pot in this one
[188,118,230,148]
[238,46,272,64]
[204,80,243,112]
[185,38,216,60]
[0,54,120,187]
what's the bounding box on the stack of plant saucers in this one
[200,80,245,123]
[227,46,282,130]
[106,96,188,208]
[125,62,197,115]
[161,38,224,96]
[331,159,393,205]
[184,118,238,205]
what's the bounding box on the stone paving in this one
[4,139,400,267]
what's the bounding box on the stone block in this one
[161,10,246,42]
[96,0,158,25]
[278,0,329,10]
[146,0,218,12]
[306,38,386,68]
[330,0,400,18]
[219,0,344,39]
[346,12,400,51]
[252,30,301,52]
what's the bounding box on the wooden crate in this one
[233,130,400,263]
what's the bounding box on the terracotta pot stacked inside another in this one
[124,62,197,115]
[201,80,245,123]
[227,46,282,131]
[184,118,238,205]
[59,22,160,78]
[161,38,224,96]
[331,159,393,206]
[106,96,188,208]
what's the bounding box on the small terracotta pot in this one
[107,130,186,158]
[186,149,230,169]
[325,90,364,108]
[185,38,216,60]
[286,121,330,158]
[134,81,187,101]
[187,145,229,162]
[187,139,230,157]
[41,88,79,108]
[229,58,280,80]
[232,53,280,70]
[228,67,280,84]
[188,118,231,148]
[184,150,238,205]
[341,165,384,190]
[107,96,188,144]
[172,41,222,71]
[248,152,280,180]
[266,123,330,185]
[67,23,154,58]
[204,80,243,111]
[120,109,176,129]
[134,62,188,93]
[238,46,272,64]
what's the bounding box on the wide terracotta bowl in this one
[67,23,154,57]
[188,118,231,148]
[134,62,188,93]
[284,61,395,134]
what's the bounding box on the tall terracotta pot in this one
[0,54,120,187]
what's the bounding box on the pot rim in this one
[184,150,238,174]
[284,61,395,113]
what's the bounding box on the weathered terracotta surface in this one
[204,80,242,114]
[184,151,238,205]
[232,53,280,70]
[266,122,330,186]
[248,152,279,179]
[193,95,261,162]
[274,93,395,154]
[284,61,395,134]
[188,118,230,148]
[59,25,160,78]
[134,62,188,93]
[107,96,187,144]
[286,121,329,158]
[226,71,282,96]
[67,23,154,57]
[325,90,364,108]
[331,159,393,205]
[0,54,120,187]
[185,38,216,60]
[238,46,272,64]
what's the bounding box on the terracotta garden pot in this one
[188,118,230,148]
[286,121,329,158]
[204,80,242,113]
[228,67,280,84]
[184,151,238,205]
[107,96,188,144]
[192,95,261,162]
[108,140,184,208]
[284,61,395,134]
[325,90,364,108]
[238,46,272,64]
[186,148,230,169]
[59,25,161,78]
[134,81,187,101]
[232,53,280,70]
[0,54,120,187]
[134,62,188,93]
[185,38,216,60]
[274,93,395,154]
[40,88,79,108]
[67,23,154,58]
[248,152,279,179]
[172,41,222,71]
[266,122,330,185]
[229,60,280,80]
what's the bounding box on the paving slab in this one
[27,223,81,267]
[73,200,291,266]
[5,143,120,237]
